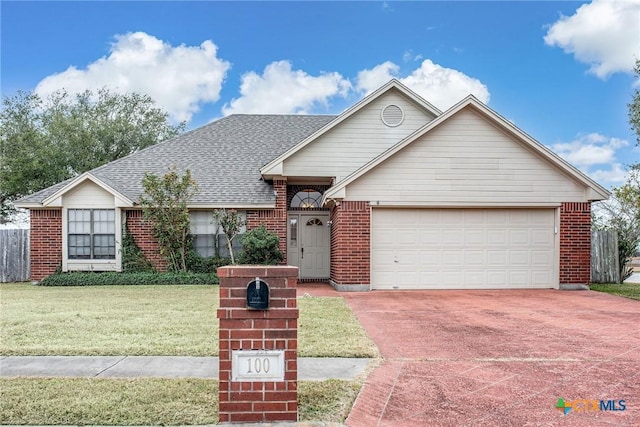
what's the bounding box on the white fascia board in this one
[12,201,43,209]
[321,187,346,206]
[42,172,134,207]
[260,79,442,177]
[261,161,284,179]
[368,201,563,208]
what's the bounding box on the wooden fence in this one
[591,229,620,284]
[1,229,30,282]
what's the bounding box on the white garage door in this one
[371,209,557,289]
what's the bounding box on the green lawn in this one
[0,378,361,425]
[0,282,377,424]
[590,282,640,300]
[0,283,378,357]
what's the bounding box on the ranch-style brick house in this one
[16,80,610,290]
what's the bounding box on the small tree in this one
[239,224,284,265]
[139,167,197,272]
[212,209,245,264]
[593,167,640,282]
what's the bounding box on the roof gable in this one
[324,96,610,203]
[41,173,134,208]
[260,79,442,179]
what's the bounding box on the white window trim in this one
[62,207,122,272]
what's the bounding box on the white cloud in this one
[402,60,490,109]
[589,163,629,185]
[35,32,230,123]
[356,61,400,93]
[356,59,490,110]
[402,49,423,63]
[222,61,351,115]
[551,132,629,168]
[551,133,631,185]
[544,0,640,78]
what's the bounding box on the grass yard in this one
[0,283,378,357]
[0,378,361,425]
[0,282,375,424]
[590,282,640,300]
[0,284,218,356]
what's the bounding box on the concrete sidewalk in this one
[0,356,370,381]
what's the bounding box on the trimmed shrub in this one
[186,251,231,273]
[239,224,284,265]
[38,271,218,286]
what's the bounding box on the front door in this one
[287,213,330,279]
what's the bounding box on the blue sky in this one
[2,0,639,189]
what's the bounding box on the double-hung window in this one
[68,209,116,259]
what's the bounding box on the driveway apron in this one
[342,289,640,426]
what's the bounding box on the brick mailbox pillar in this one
[217,265,299,423]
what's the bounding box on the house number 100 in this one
[232,350,284,381]
[246,357,270,373]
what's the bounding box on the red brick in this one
[125,210,166,271]
[559,202,591,285]
[228,412,263,423]
[265,412,297,421]
[254,402,288,412]
[218,265,298,423]
[330,201,371,286]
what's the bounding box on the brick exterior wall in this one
[30,209,62,282]
[559,202,591,285]
[330,201,370,286]
[125,210,167,272]
[217,265,299,423]
[246,180,288,260]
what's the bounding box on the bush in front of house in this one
[38,271,218,286]
[239,224,284,265]
[186,251,232,273]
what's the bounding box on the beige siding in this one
[346,107,589,204]
[283,89,436,180]
[63,181,115,208]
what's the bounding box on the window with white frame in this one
[190,211,217,257]
[68,209,116,259]
[190,211,247,258]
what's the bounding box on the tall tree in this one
[0,88,185,222]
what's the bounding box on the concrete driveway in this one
[339,289,639,426]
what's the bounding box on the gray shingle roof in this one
[18,114,336,206]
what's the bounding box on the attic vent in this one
[381,104,404,127]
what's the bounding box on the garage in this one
[371,208,557,290]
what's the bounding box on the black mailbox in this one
[246,277,269,310]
